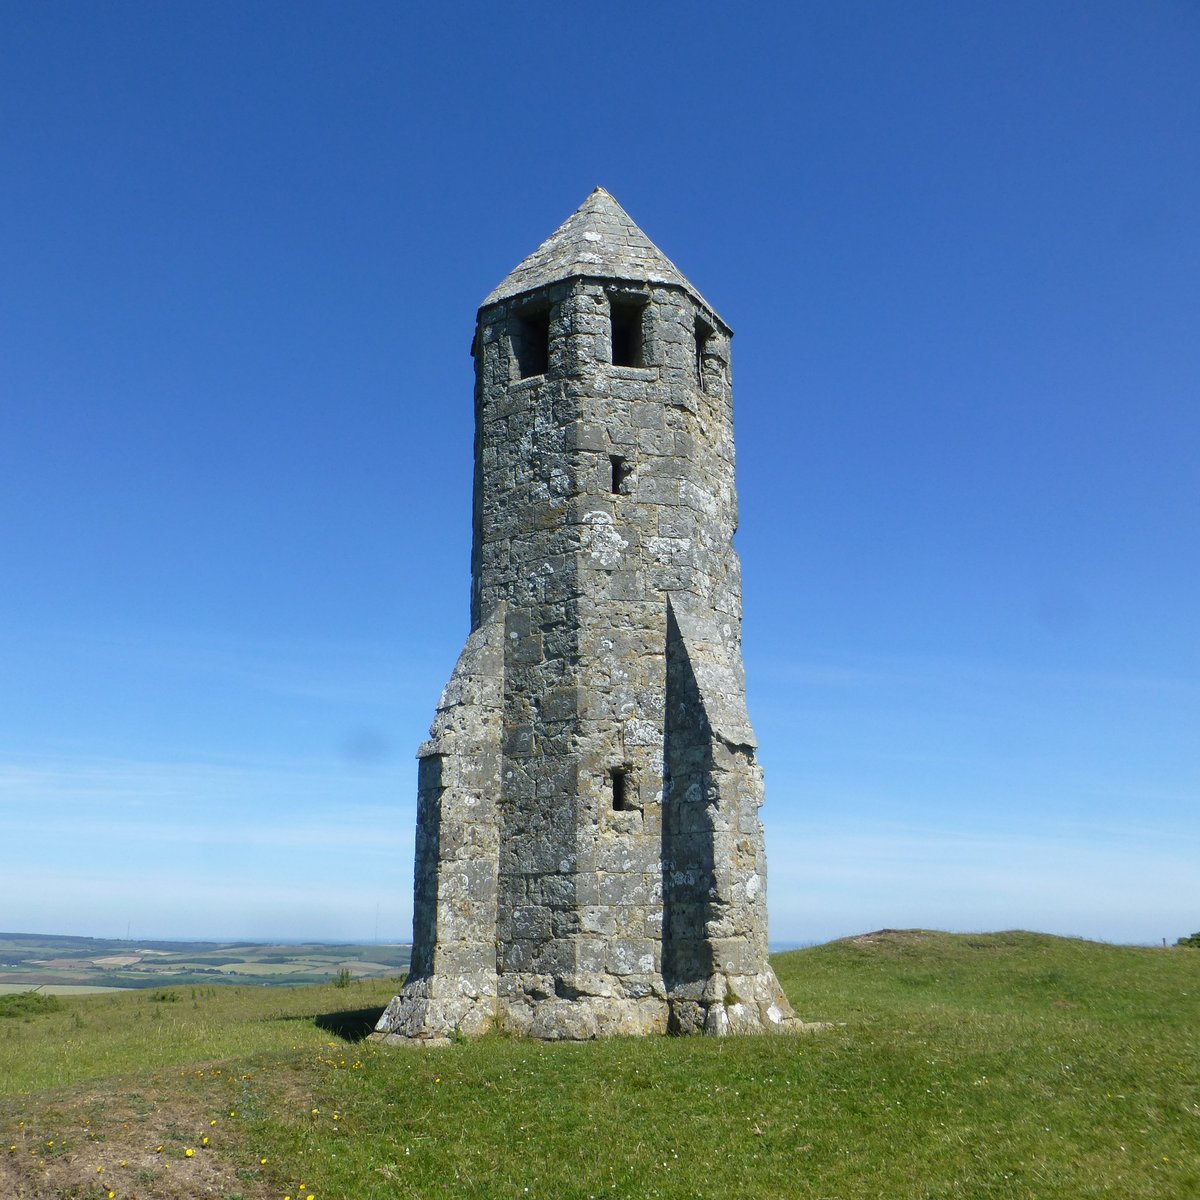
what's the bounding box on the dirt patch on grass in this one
[1,1077,277,1199]
[841,929,937,948]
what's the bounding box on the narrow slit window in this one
[611,767,632,811]
[694,316,714,388]
[610,454,632,495]
[514,308,550,379]
[609,298,645,367]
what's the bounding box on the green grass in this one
[2,932,1197,1199]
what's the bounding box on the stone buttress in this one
[373,189,797,1043]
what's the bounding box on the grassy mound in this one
[2,933,1197,1198]
[0,992,63,1020]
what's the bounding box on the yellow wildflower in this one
[185,1148,195,1157]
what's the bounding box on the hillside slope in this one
[2,931,1197,1199]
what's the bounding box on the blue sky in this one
[2,2,1196,946]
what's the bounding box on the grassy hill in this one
[2,931,1197,1198]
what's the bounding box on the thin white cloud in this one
[0,623,446,706]
[0,751,416,931]
[751,646,1200,699]
[0,861,412,944]
[764,816,1197,945]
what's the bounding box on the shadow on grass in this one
[314,1006,388,1042]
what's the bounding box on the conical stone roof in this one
[481,188,723,324]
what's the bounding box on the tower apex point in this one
[481,188,723,325]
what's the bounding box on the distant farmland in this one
[0,932,410,992]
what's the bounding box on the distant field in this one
[0,932,411,991]
[0,984,126,996]
[1,931,1197,1199]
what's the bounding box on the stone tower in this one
[374,189,795,1042]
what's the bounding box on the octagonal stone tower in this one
[374,188,796,1042]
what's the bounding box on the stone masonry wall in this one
[374,190,796,1042]
[373,610,503,1043]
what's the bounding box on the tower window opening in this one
[611,767,633,812]
[610,454,632,495]
[514,307,551,379]
[694,316,714,388]
[609,297,646,367]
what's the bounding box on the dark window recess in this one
[610,299,646,367]
[610,454,632,495]
[514,308,550,378]
[694,316,714,387]
[611,767,633,811]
